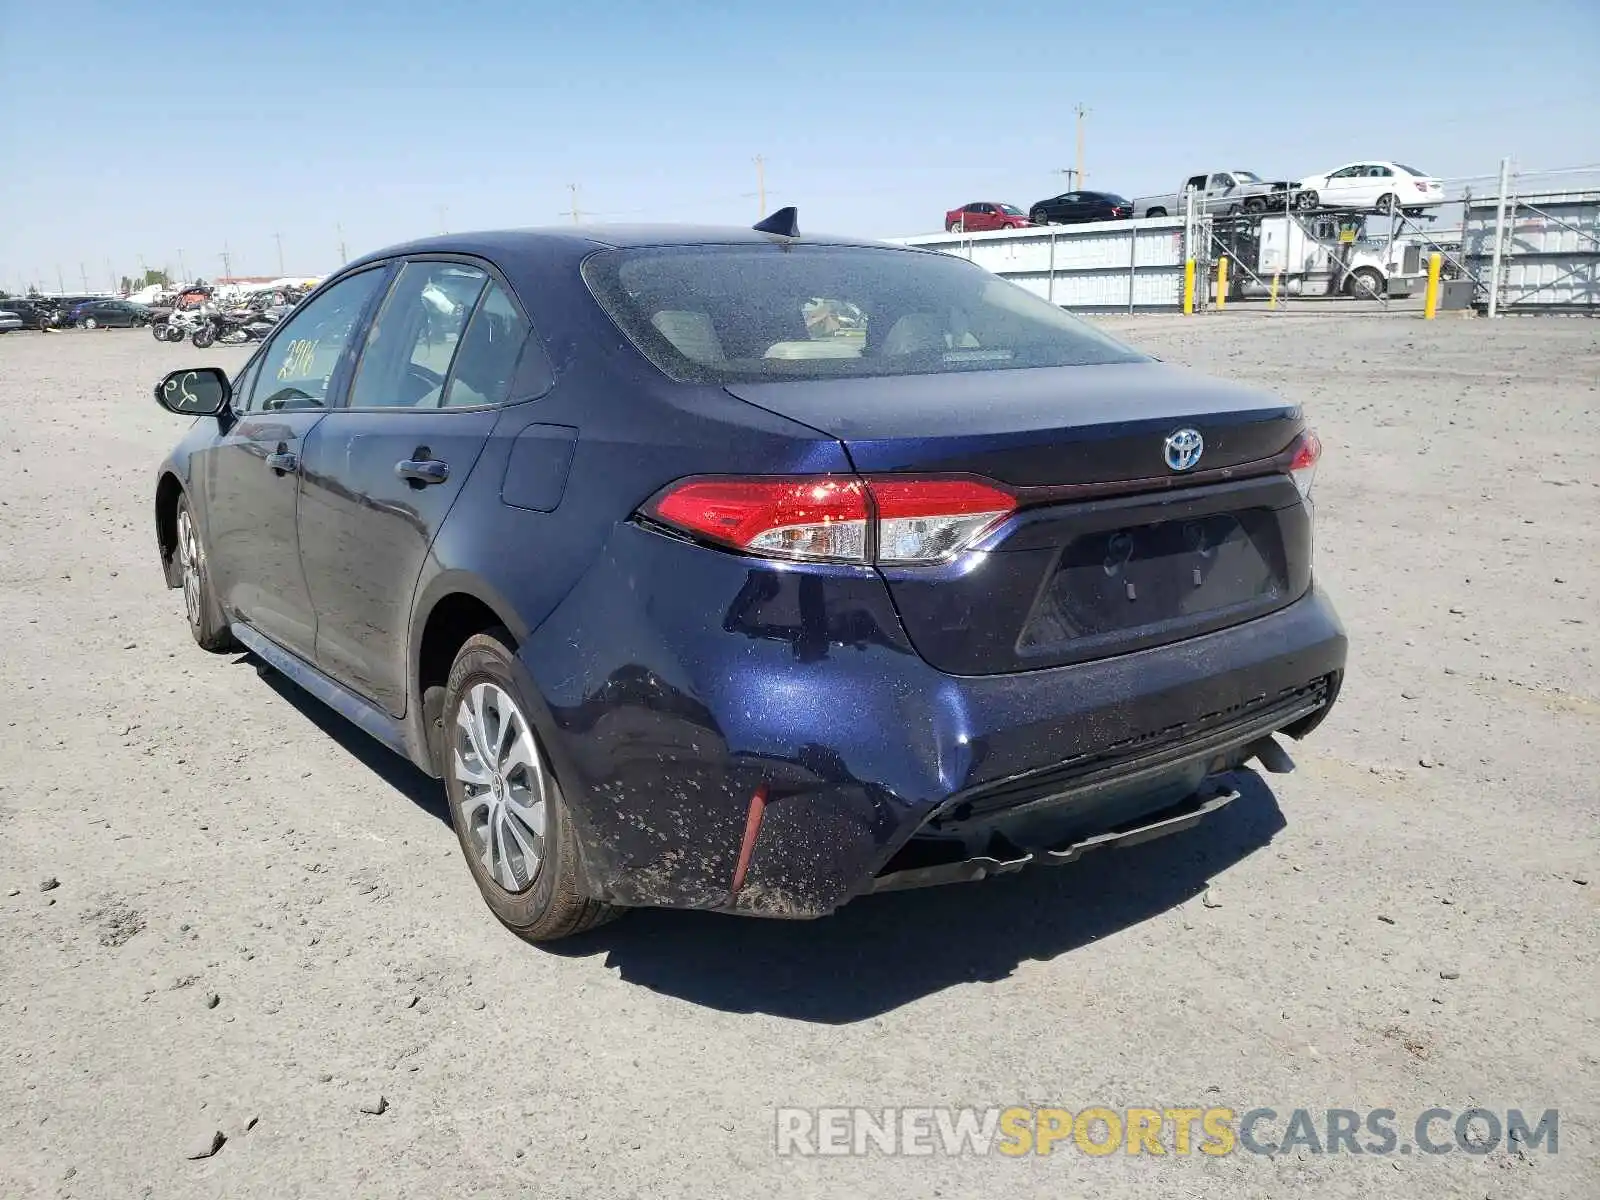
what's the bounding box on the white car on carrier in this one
[1291,162,1446,215]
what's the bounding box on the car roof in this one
[347,224,898,272]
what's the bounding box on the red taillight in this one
[1288,429,1322,499]
[643,475,1016,564]
[1413,182,1428,192]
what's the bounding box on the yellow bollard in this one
[1423,252,1443,320]
[1183,259,1196,314]
[1216,257,1229,310]
[1269,271,1281,309]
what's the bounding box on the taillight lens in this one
[643,475,1016,565]
[870,478,1016,563]
[1288,430,1322,499]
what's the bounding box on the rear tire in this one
[1145,207,1167,218]
[151,321,169,341]
[442,630,623,943]
[175,494,237,652]
[192,324,216,348]
[1376,193,1399,215]
[83,316,98,330]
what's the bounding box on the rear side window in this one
[441,282,530,408]
[582,244,1147,384]
[347,262,487,409]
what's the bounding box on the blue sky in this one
[2,0,1596,290]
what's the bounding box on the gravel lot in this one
[1,314,1596,1199]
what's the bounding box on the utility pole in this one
[1054,167,1079,190]
[337,222,348,263]
[1074,103,1090,188]
[220,243,233,283]
[79,264,89,292]
[177,248,188,284]
[1487,155,1511,319]
[105,259,115,294]
[755,154,766,215]
[435,206,448,235]
[568,184,581,225]
[56,265,66,297]
[273,232,285,277]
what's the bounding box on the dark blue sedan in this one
[151,216,1345,941]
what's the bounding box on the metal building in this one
[891,218,1189,313]
[1463,190,1600,312]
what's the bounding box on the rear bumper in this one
[521,524,1347,918]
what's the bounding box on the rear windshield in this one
[1396,163,1427,177]
[581,244,1147,384]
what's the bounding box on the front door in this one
[298,261,530,714]
[197,267,391,660]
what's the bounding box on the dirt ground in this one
[1,312,1596,1200]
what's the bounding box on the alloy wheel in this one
[453,682,550,893]
[176,507,201,626]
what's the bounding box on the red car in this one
[944,201,1032,233]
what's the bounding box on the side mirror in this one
[156,367,231,416]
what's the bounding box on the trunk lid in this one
[724,362,1312,674]
[723,362,1301,486]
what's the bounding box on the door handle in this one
[265,447,298,475]
[397,458,449,486]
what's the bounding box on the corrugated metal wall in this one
[892,218,1189,312]
[1462,190,1600,311]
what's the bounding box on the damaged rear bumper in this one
[523,523,1346,919]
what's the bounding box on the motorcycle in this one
[159,307,209,342]
[191,305,279,348]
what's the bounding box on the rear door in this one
[196,267,392,659]
[296,259,528,714]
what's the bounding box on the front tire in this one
[83,316,98,330]
[442,630,622,942]
[1293,189,1319,211]
[175,495,236,652]
[151,321,169,341]
[192,324,216,348]
[1347,267,1386,300]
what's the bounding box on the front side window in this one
[250,270,388,411]
[583,243,1148,385]
[1209,174,1234,189]
[347,262,487,409]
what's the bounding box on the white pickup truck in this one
[1134,170,1295,218]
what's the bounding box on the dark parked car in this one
[0,296,63,330]
[0,308,21,334]
[1029,190,1133,225]
[152,219,1345,942]
[69,299,151,329]
[944,202,1032,233]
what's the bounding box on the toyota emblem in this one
[1163,428,1204,472]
